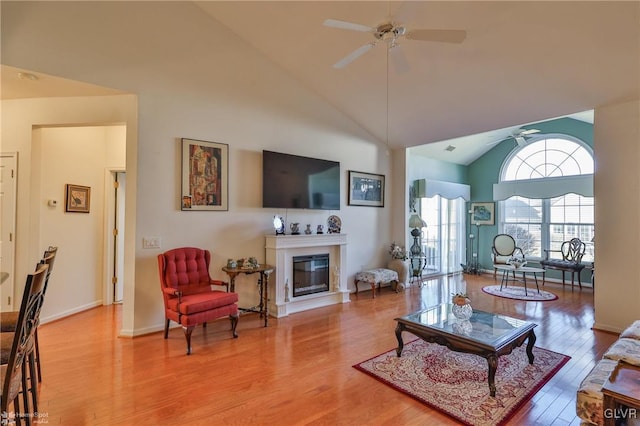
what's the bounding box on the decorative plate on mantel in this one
[327,215,341,234]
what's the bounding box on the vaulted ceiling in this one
[3,1,638,164]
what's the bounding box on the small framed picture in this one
[470,202,495,225]
[65,184,91,213]
[348,170,385,207]
[181,138,229,211]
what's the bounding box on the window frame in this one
[497,134,594,262]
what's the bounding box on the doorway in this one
[105,170,126,304]
[0,153,17,311]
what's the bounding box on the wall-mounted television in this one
[262,150,340,210]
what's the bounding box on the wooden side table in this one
[602,362,640,426]
[222,265,274,327]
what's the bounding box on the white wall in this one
[1,2,393,336]
[1,97,137,328]
[34,126,126,322]
[593,99,640,332]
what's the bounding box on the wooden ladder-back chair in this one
[158,247,239,354]
[1,247,58,383]
[1,263,48,426]
[540,237,586,288]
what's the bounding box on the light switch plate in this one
[143,237,161,249]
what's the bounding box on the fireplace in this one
[265,233,350,318]
[293,254,329,297]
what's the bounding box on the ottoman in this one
[354,268,399,298]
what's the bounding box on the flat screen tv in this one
[262,150,340,210]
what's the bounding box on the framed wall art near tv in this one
[181,138,228,211]
[65,184,91,213]
[348,171,385,207]
[470,202,495,225]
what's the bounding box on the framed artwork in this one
[470,202,495,225]
[348,170,385,207]
[181,138,228,211]
[65,184,91,213]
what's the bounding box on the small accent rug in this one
[482,284,558,301]
[353,340,569,426]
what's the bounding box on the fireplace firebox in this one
[292,254,329,297]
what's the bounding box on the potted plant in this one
[387,242,409,287]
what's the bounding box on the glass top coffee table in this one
[395,304,537,397]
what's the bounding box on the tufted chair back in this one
[159,247,212,295]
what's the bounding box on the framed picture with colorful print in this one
[181,138,228,211]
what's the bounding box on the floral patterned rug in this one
[353,340,569,426]
[482,284,558,301]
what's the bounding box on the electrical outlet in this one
[143,237,161,249]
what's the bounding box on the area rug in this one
[353,340,569,426]
[482,284,558,301]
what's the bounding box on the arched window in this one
[497,135,594,261]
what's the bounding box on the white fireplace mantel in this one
[265,234,350,317]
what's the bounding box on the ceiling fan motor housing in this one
[375,23,406,42]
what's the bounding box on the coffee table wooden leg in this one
[526,330,536,364]
[395,323,405,357]
[487,354,498,397]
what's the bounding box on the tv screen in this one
[262,150,340,210]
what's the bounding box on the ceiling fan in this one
[323,17,466,70]
[487,128,541,147]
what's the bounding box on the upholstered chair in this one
[540,237,586,288]
[491,234,524,277]
[157,247,239,354]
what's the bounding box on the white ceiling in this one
[3,1,637,164]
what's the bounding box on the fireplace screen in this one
[292,254,330,297]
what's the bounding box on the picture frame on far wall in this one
[65,184,91,213]
[181,138,229,211]
[470,202,495,225]
[348,170,385,207]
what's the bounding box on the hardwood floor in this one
[35,273,617,425]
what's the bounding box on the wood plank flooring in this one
[34,273,617,425]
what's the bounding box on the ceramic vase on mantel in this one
[387,258,409,289]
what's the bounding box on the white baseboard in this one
[40,300,103,325]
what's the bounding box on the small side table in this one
[602,362,640,426]
[222,265,274,327]
[409,255,427,286]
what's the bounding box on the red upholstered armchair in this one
[158,247,239,354]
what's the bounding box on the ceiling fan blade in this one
[333,43,375,69]
[519,128,540,135]
[405,29,467,44]
[323,19,374,33]
[389,44,410,74]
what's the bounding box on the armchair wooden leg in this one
[184,326,195,355]
[164,319,170,339]
[230,313,239,338]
